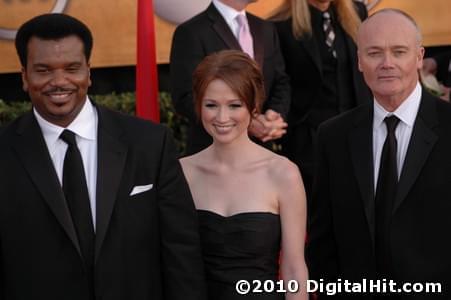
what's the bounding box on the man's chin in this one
[43,106,79,127]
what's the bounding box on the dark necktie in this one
[375,116,400,277]
[322,11,336,58]
[61,129,95,271]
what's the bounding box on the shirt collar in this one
[34,97,97,150]
[213,0,246,24]
[373,82,422,129]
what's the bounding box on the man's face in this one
[22,35,91,127]
[357,12,424,107]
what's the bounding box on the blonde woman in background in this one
[272,0,372,199]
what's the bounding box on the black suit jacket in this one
[307,91,451,299]
[170,3,290,155]
[0,105,207,300]
[274,1,371,191]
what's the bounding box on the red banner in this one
[136,0,160,122]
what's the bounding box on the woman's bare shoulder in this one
[266,153,303,185]
[180,150,216,174]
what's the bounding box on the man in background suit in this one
[307,9,451,299]
[170,0,290,155]
[0,14,206,300]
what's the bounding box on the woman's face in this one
[201,79,251,145]
[307,0,334,11]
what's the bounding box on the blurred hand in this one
[263,109,287,142]
[249,110,287,142]
[249,115,270,140]
[264,109,281,121]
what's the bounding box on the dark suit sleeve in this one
[170,24,204,123]
[0,242,2,300]
[264,25,291,119]
[306,124,339,299]
[157,128,207,300]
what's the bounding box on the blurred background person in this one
[180,50,308,300]
[421,51,451,101]
[271,0,372,198]
[171,0,290,156]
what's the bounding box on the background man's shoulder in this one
[174,6,211,32]
[97,106,169,145]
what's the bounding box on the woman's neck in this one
[209,135,255,168]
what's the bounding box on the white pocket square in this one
[130,184,153,196]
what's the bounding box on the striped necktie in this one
[322,11,336,58]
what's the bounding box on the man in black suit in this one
[170,0,290,155]
[307,9,450,299]
[0,14,206,300]
[274,0,372,198]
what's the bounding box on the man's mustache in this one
[43,87,76,94]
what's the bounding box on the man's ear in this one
[357,52,363,72]
[21,67,28,92]
[417,47,425,69]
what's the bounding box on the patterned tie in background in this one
[236,14,254,59]
[322,11,336,58]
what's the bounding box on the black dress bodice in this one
[198,210,284,300]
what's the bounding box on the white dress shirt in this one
[34,98,98,229]
[213,0,248,39]
[373,82,422,189]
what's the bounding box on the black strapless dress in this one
[198,210,284,300]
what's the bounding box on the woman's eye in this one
[230,103,242,108]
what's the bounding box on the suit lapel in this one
[94,107,127,263]
[300,35,322,74]
[207,4,241,51]
[294,6,321,73]
[348,105,376,243]
[393,93,438,213]
[247,14,264,67]
[12,113,81,256]
[207,4,264,67]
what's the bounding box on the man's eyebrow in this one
[364,46,383,51]
[31,63,50,68]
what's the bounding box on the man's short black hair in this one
[15,13,93,67]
